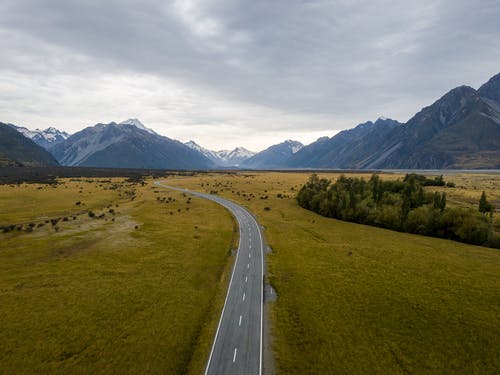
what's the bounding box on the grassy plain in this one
[167,171,500,374]
[0,178,235,374]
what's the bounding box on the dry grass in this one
[167,171,500,374]
[0,178,235,374]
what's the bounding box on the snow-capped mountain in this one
[215,147,256,166]
[51,121,213,169]
[10,124,70,150]
[184,141,256,167]
[1,122,59,166]
[119,118,157,135]
[184,140,220,162]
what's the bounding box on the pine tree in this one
[439,192,446,211]
[479,191,492,213]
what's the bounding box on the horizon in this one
[1,1,499,150]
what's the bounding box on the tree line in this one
[297,173,498,248]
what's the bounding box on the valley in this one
[2,3,499,374]
[1,171,498,373]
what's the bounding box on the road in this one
[155,181,264,375]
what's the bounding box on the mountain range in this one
[184,141,256,167]
[50,119,213,169]
[0,122,59,167]
[286,73,500,169]
[9,124,70,149]
[2,72,499,170]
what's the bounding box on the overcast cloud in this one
[1,0,499,150]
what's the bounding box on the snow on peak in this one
[185,140,200,149]
[280,140,303,153]
[119,118,156,135]
[230,147,256,158]
[184,140,219,160]
[12,124,70,144]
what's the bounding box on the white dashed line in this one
[242,292,246,301]
[233,348,237,363]
[247,263,250,269]
[245,276,248,283]
[239,315,242,326]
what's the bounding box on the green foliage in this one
[479,191,494,213]
[297,174,497,248]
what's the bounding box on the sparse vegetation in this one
[0,177,236,374]
[166,171,500,374]
[2,170,499,374]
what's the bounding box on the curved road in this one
[155,181,264,375]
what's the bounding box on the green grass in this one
[168,172,500,374]
[0,179,124,225]
[2,172,498,374]
[0,179,235,374]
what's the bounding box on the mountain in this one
[184,140,221,163]
[362,85,500,169]
[242,140,303,169]
[215,147,256,166]
[286,118,401,168]
[478,72,500,104]
[286,72,500,169]
[119,118,157,135]
[184,141,256,167]
[51,121,214,169]
[0,122,59,166]
[10,124,70,149]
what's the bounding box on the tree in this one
[439,192,446,212]
[478,191,493,213]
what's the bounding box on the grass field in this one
[0,178,236,374]
[2,172,499,374]
[167,171,500,374]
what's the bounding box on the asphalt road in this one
[155,181,263,375]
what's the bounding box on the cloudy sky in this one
[1,0,499,151]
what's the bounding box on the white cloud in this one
[0,0,499,151]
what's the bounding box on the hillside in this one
[51,122,213,169]
[286,72,500,169]
[242,140,303,169]
[9,124,70,149]
[286,118,401,168]
[0,123,59,166]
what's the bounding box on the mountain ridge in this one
[0,122,59,166]
[51,122,214,169]
[184,141,256,167]
[285,73,500,170]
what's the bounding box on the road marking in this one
[249,253,251,258]
[242,292,246,301]
[154,182,264,375]
[245,276,248,282]
[233,348,237,363]
[247,263,250,269]
[239,315,242,326]
[246,210,265,375]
